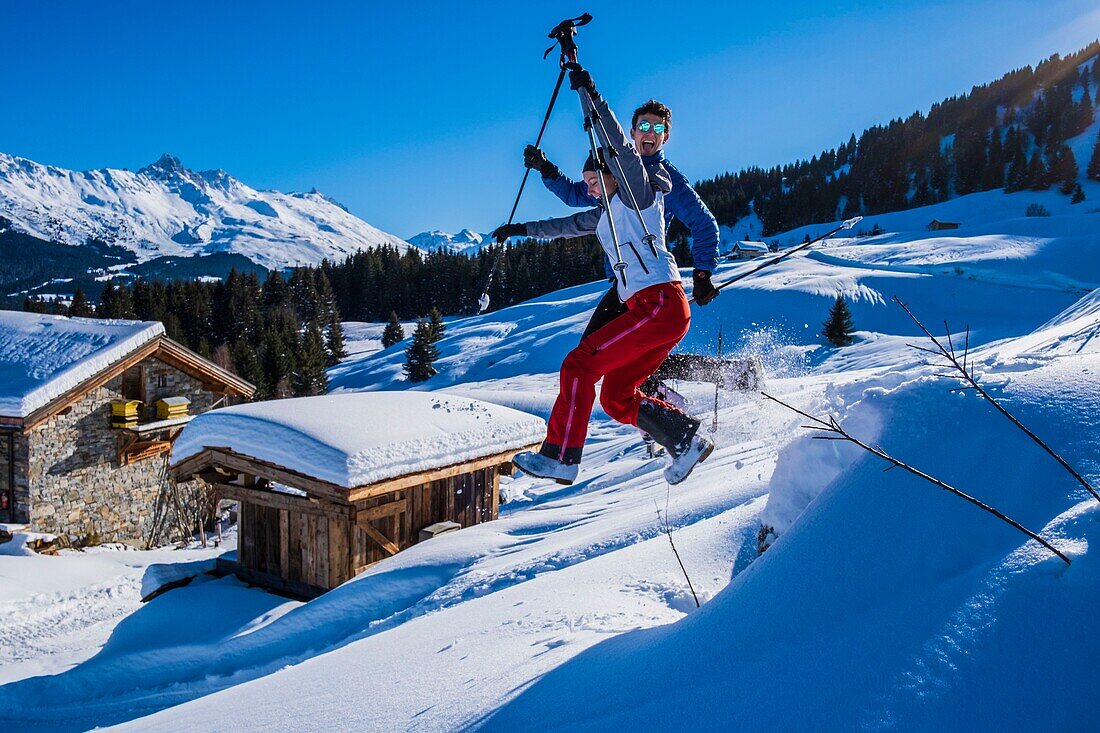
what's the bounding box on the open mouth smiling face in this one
[632,113,669,156]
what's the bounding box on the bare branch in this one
[768,394,1072,565]
[895,298,1100,504]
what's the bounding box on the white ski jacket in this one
[524,95,680,302]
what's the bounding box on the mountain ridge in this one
[0,151,414,271]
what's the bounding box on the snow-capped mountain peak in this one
[407,228,488,255]
[0,151,414,270]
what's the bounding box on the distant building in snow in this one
[0,311,254,546]
[728,241,771,260]
[170,392,544,598]
[927,219,961,231]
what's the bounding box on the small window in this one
[121,366,145,403]
[157,374,168,388]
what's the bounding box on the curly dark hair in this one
[631,100,671,131]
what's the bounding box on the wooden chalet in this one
[169,393,544,598]
[0,311,254,545]
[927,219,961,231]
[728,241,771,260]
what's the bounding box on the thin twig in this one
[655,492,702,608]
[894,296,1100,504]
[761,392,1071,565]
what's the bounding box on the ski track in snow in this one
[0,576,141,668]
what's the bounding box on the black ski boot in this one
[636,399,714,484]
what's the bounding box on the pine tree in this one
[98,282,136,318]
[1049,145,1079,194]
[69,289,93,317]
[1026,151,1049,190]
[1071,183,1086,204]
[427,306,446,342]
[403,319,439,382]
[325,316,347,366]
[823,295,855,347]
[1088,131,1100,181]
[381,311,405,348]
[295,319,329,396]
[22,296,47,313]
[231,338,265,398]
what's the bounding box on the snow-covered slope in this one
[0,152,414,270]
[407,228,489,255]
[2,186,1099,731]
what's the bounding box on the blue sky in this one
[2,1,1098,238]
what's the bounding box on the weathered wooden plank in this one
[238,501,250,568]
[266,505,280,576]
[287,510,302,582]
[170,448,216,479]
[206,449,349,504]
[355,498,407,526]
[316,513,329,589]
[278,509,290,580]
[492,470,500,520]
[328,517,348,588]
[210,482,353,519]
[360,522,400,556]
[345,446,539,502]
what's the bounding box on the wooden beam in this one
[359,522,400,556]
[205,449,349,504]
[210,482,354,520]
[155,338,255,398]
[356,498,407,526]
[346,444,540,502]
[169,448,215,478]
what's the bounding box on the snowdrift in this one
[483,359,1100,730]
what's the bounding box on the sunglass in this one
[636,121,667,134]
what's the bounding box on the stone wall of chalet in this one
[26,355,226,546]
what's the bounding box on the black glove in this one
[492,223,527,243]
[523,144,559,179]
[692,269,719,305]
[565,62,597,97]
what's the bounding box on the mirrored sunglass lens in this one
[638,121,651,132]
[654,124,666,133]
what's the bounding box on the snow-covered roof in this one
[0,311,164,419]
[171,392,545,488]
[733,240,770,252]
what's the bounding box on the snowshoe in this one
[513,451,579,486]
[663,434,715,485]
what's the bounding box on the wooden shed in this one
[169,392,544,598]
[927,219,960,231]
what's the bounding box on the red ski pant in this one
[543,282,690,464]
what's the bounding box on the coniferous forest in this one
[691,43,1100,235]
[22,236,610,399]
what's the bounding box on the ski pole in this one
[578,90,630,289]
[688,216,863,305]
[576,81,660,258]
[478,13,592,313]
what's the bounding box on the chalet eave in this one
[171,443,540,503]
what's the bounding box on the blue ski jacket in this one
[542,149,720,275]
